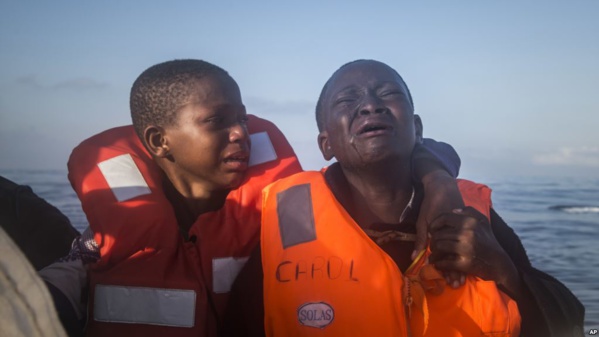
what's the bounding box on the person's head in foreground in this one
[129,59,251,194]
[316,59,422,177]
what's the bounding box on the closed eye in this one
[380,91,402,97]
[377,82,407,99]
[335,96,358,105]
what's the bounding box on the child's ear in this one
[414,114,423,144]
[318,130,334,161]
[144,125,170,158]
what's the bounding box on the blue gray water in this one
[1,170,598,331]
[482,175,599,331]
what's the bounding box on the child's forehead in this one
[192,73,239,93]
[177,74,242,107]
[195,74,239,91]
[331,62,401,88]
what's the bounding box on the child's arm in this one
[39,227,99,336]
[412,139,464,265]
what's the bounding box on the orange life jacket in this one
[68,114,302,337]
[261,171,521,337]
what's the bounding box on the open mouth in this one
[223,151,250,170]
[356,121,393,136]
[224,156,248,163]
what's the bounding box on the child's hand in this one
[413,170,465,288]
[428,207,517,290]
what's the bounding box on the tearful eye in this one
[206,117,224,124]
[335,98,357,107]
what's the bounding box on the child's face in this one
[319,60,418,168]
[163,74,250,191]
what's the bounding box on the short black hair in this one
[315,59,414,132]
[130,59,232,141]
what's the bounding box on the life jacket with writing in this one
[261,171,521,337]
[68,114,302,337]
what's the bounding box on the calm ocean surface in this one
[1,169,598,331]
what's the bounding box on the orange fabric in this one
[68,115,302,337]
[261,172,521,337]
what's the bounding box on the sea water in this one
[1,169,598,331]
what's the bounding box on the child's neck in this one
[326,161,413,228]
[162,174,229,237]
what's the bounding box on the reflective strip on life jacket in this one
[97,153,151,202]
[212,256,250,294]
[248,131,277,167]
[93,285,196,327]
[276,183,316,248]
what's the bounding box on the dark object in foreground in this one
[0,175,80,270]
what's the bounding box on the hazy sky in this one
[1,1,598,180]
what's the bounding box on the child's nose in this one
[359,94,387,116]
[229,123,249,143]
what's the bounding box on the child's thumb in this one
[411,216,428,261]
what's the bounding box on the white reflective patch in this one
[94,285,195,327]
[212,256,250,293]
[298,302,335,329]
[248,132,277,167]
[97,154,151,202]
